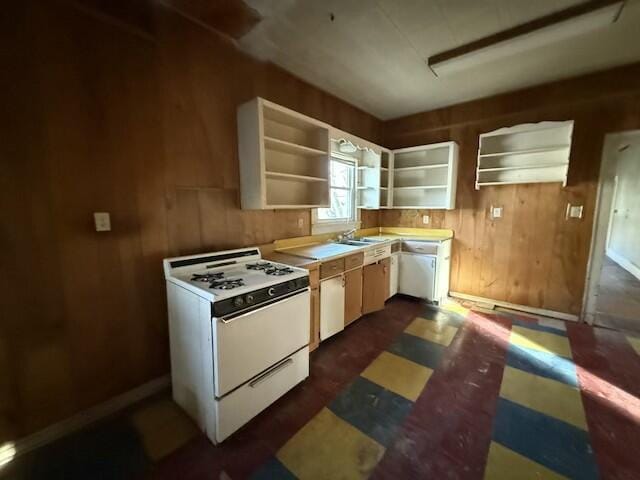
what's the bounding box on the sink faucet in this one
[337,228,357,242]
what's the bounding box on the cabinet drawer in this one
[344,252,364,270]
[307,267,320,288]
[402,241,438,255]
[320,258,345,279]
[215,346,309,442]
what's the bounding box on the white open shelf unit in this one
[237,97,330,209]
[391,141,458,209]
[475,121,574,189]
[356,148,382,210]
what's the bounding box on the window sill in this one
[311,220,359,235]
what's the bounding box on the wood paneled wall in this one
[0,0,381,442]
[382,63,640,317]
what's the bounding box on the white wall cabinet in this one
[320,276,345,340]
[391,141,458,209]
[237,97,331,209]
[475,121,573,189]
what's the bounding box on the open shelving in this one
[475,121,573,189]
[356,148,382,210]
[391,142,458,210]
[238,97,331,209]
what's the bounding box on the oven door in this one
[212,289,310,397]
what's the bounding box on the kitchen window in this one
[312,157,357,234]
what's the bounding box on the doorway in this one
[584,131,640,334]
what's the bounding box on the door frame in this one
[582,130,640,325]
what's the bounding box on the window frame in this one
[312,154,359,234]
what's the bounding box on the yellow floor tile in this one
[405,316,458,346]
[361,351,433,401]
[500,367,587,430]
[510,326,572,358]
[277,408,385,480]
[627,336,640,355]
[130,398,198,460]
[484,441,567,480]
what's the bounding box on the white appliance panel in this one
[213,290,310,397]
[320,275,345,340]
[398,253,436,301]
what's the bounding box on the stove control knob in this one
[233,297,245,307]
[246,294,254,304]
[268,287,275,297]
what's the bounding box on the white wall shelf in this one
[475,121,573,190]
[238,97,331,209]
[391,141,458,210]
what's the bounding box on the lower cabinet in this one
[344,267,363,326]
[320,275,345,340]
[309,287,320,351]
[398,253,436,301]
[362,262,386,314]
[390,254,399,297]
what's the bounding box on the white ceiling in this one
[238,0,640,119]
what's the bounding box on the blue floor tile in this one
[329,376,413,447]
[506,343,578,387]
[250,456,297,480]
[493,397,598,480]
[387,332,445,369]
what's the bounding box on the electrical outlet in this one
[94,212,111,232]
[422,215,430,225]
[566,204,584,219]
[491,206,502,219]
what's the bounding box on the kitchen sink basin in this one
[333,240,371,246]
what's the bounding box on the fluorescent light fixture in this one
[428,1,625,77]
[0,443,16,470]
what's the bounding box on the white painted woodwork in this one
[389,253,399,297]
[475,121,574,189]
[237,97,331,209]
[392,141,458,209]
[320,275,345,340]
[398,252,436,301]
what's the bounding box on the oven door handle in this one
[249,358,293,388]
[219,289,307,324]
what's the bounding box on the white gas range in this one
[163,247,310,444]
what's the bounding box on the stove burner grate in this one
[264,266,294,276]
[209,279,245,290]
[246,261,274,271]
[192,272,224,282]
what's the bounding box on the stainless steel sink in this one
[333,240,371,246]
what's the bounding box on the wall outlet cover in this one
[569,205,584,219]
[94,212,111,232]
[422,215,430,225]
[491,207,503,219]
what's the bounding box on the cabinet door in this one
[362,263,386,314]
[390,255,399,297]
[381,257,391,300]
[344,268,363,326]
[309,287,320,351]
[398,253,436,301]
[320,276,345,341]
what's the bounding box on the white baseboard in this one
[10,375,170,460]
[606,249,640,281]
[449,292,579,322]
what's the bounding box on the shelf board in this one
[264,136,327,156]
[357,186,375,190]
[380,187,388,190]
[478,145,570,158]
[381,167,389,171]
[478,163,568,173]
[476,179,565,187]
[357,165,376,170]
[265,171,328,182]
[394,164,448,171]
[266,204,329,209]
[392,205,446,209]
[393,185,447,190]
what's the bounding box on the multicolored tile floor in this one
[5,297,640,480]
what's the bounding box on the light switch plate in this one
[94,212,111,232]
[491,206,502,219]
[422,215,430,225]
